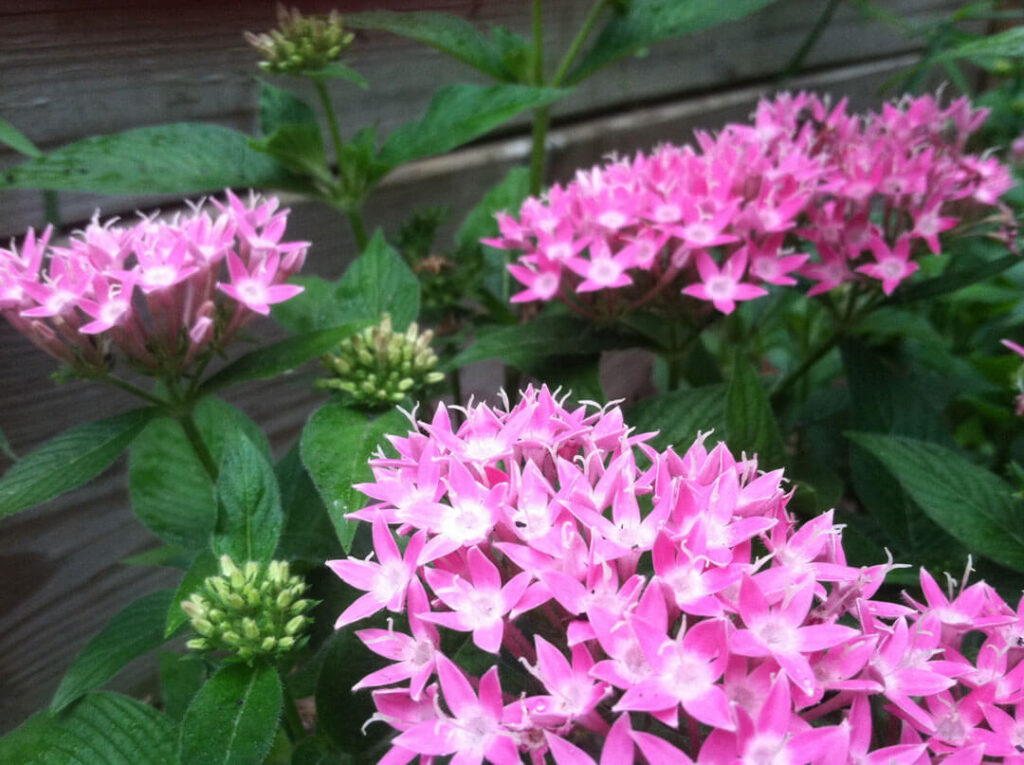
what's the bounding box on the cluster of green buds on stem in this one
[245,5,353,76]
[316,313,445,407]
[181,556,313,662]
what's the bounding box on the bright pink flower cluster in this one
[487,93,1014,318]
[329,386,1024,764]
[0,190,307,374]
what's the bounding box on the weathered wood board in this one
[0,0,966,732]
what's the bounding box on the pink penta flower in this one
[392,656,520,764]
[217,251,304,315]
[856,235,919,295]
[327,515,426,629]
[682,249,767,314]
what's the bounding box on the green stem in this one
[42,191,60,227]
[550,0,609,87]
[771,331,840,402]
[179,410,218,481]
[529,108,550,196]
[345,209,369,252]
[104,375,168,407]
[780,0,841,81]
[313,78,346,173]
[528,0,548,196]
[280,684,307,743]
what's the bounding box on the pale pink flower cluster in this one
[328,386,1024,764]
[0,190,307,374]
[488,93,1014,318]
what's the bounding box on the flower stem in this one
[345,209,369,252]
[550,0,608,88]
[104,375,168,407]
[179,409,218,481]
[770,331,839,403]
[280,684,307,742]
[528,0,548,195]
[313,78,345,173]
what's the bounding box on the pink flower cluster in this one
[487,93,1014,318]
[0,190,307,375]
[328,386,1024,764]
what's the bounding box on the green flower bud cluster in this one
[316,313,445,407]
[245,6,354,76]
[181,556,313,662]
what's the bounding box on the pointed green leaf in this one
[300,403,407,552]
[307,62,370,89]
[725,352,786,468]
[257,82,318,137]
[377,84,568,169]
[275,444,342,563]
[334,230,421,328]
[159,653,206,722]
[198,320,370,395]
[130,399,269,547]
[347,11,511,81]
[568,0,779,84]
[888,253,1021,305]
[179,663,282,765]
[0,424,16,461]
[626,384,728,452]
[213,432,283,564]
[0,123,302,194]
[940,25,1024,62]
[52,590,178,712]
[0,116,42,158]
[0,692,177,765]
[848,432,1024,572]
[444,314,628,371]
[0,407,154,520]
[120,544,191,569]
[165,548,219,638]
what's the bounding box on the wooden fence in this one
[0,0,965,729]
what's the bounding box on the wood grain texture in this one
[0,0,965,732]
[0,50,929,729]
[0,0,962,235]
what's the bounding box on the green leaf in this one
[0,692,177,765]
[887,253,1021,305]
[445,315,628,371]
[848,433,1024,572]
[940,25,1024,62]
[334,230,421,328]
[377,84,567,169]
[213,432,283,564]
[198,320,370,395]
[314,630,380,755]
[165,548,219,638]
[347,11,511,81]
[625,384,728,452]
[0,424,17,461]
[159,653,206,722]
[725,352,786,469]
[258,82,318,136]
[51,590,178,712]
[455,166,530,251]
[275,444,343,563]
[568,0,778,84]
[0,123,302,194]
[179,663,283,765]
[0,407,154,520]
[0,116,42,158]
[130,398,269,547]
[120,544,191,569]
[250,124,327,180]
[271,275,339,334]
[300,404,407,552]
[307,62,370,89]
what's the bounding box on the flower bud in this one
[246,6,355,77]
[182,557,314,662]
[317,313,444,409]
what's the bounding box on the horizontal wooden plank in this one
[0,0,964,235]
[0,53,934,731]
